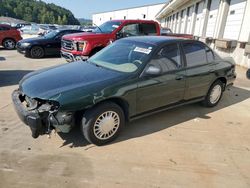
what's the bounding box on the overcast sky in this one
[42,0,166,19]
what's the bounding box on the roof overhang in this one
[156,0,191,19]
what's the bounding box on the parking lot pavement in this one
[0,49,250,188]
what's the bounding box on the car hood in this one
[19,62,125,99]
[63,32,111,41]
[19,36,47,43]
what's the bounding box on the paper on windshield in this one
[134,47,152,54]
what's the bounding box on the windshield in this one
[93,21,122,33]
[88,40,155,73]
[44,30,59,38]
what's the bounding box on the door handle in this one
[175,75,184,80]
[209,69,215,73]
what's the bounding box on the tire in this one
[30,46,45,58]
[3,39,16,50]
[203,80,224,107]
[81,102,125,146]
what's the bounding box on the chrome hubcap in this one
[93,111,120,140]
[4,40,15,49]
[210,85,222,104]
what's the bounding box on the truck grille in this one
[61,40,74,50]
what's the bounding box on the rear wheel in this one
[3,39,16,50]
[203,80,223,107]
[81,102,125,146]
[30,46,44,58]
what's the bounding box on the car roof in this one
[0,24,11,28]
[109,19,157,23]
[56,29,81,32]
[120,36,191,45]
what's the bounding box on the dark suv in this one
[12,36,236,145]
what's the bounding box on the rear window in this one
[0,26,10,31]
[140,23,157,35]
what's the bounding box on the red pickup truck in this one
[0,24,22,50]
[61,20,193,62]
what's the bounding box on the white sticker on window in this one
[134,47,152,54]
[112,25,119,28]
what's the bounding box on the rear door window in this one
[182,42,207,67]
[0,26,10,31]
[149,43,182,73]
[121,23,140,36]
[139,23,157,35]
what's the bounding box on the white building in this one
[92,3,165,26]
[156,0,250,68]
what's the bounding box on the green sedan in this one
[12,36,236,145]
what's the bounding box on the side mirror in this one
[144,65,161,76]
[247,69,250,79]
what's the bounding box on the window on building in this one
[182,42,207,67]
[181,9,184,18]
[124,16,126,19]
[187,7,190,16]
[142,14,146,19]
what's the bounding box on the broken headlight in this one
[37,100,60,113]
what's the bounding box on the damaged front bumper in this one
[12,90,74,138]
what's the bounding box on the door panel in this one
[45,40,61,55]
[136,43,186,114]
[182,41,216,100]
[136,70,186,114]
[46,31,71,55]
[184,64,215,99]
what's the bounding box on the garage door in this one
[176,12,180,33]
[172,14,177,32]
[223,0,246,40]
[180,9,187,33]
[194,1,205,36]
[167,16,171,28]
[186,5,194,34]
[206,0,221,37]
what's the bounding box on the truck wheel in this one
[30,46,44,58]
[81,102,125,146]
[3,39,16,50]
[203,80,223,107]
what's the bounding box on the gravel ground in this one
[0,49,250,188]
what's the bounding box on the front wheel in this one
[81,102,125,146]
[30,46,44,58]
[3,39,16,50]
[203,80,224,107]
